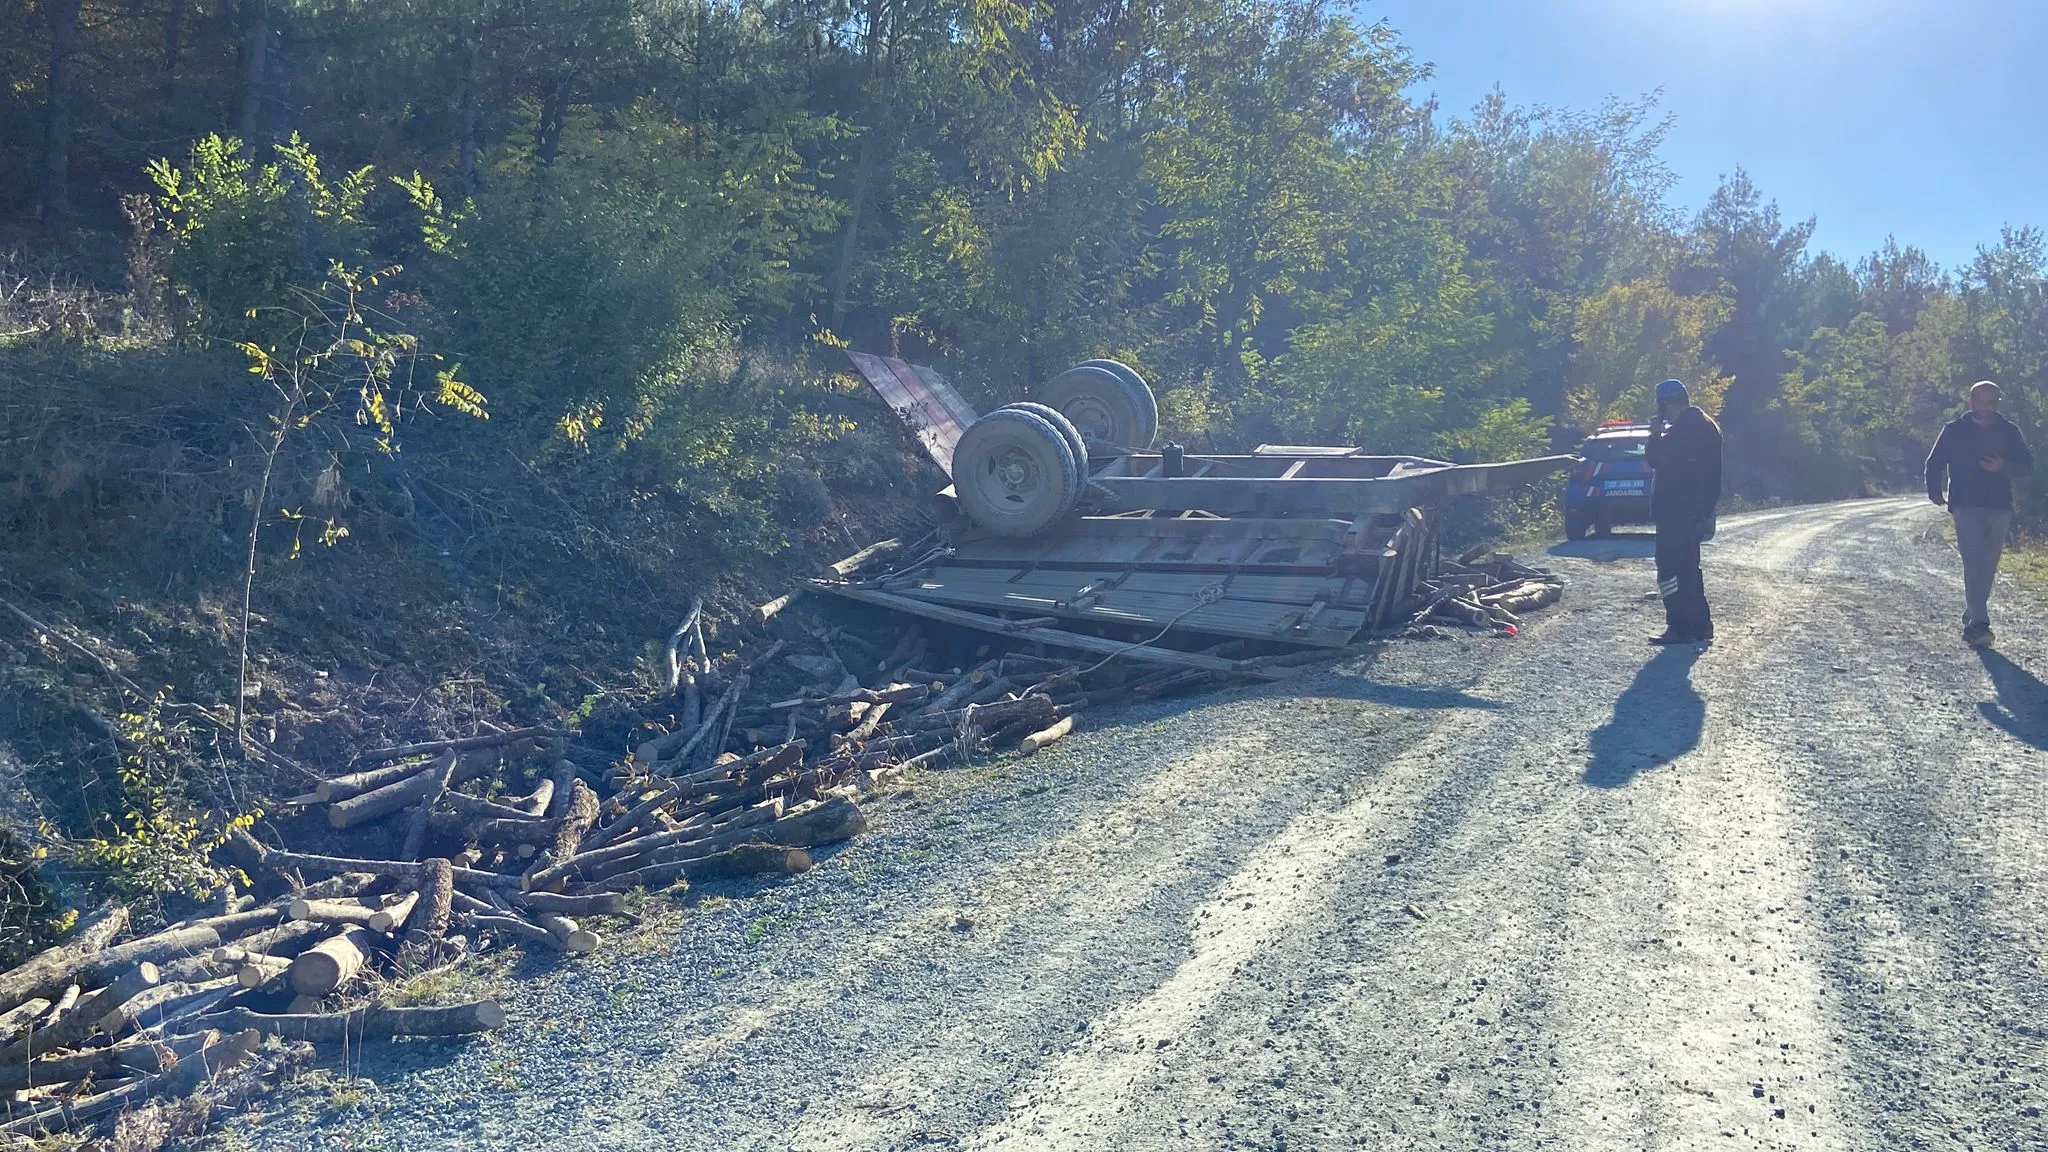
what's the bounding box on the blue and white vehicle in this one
[1563,422,1654,540]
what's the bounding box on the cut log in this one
[369,891,421,933]
[665,595,705,692]
[542,760,579,820]
[329,765,443,830]
[295,872,383,901]
[441,790,534,823]
[753,588,803,625]
[118,1030,215,1074]
[466,814,562,847]
[0,999,51,1046]
[263,850,522,892]
[286,898,382,928]
[220,919,325,961]
[461,913,554,947]
[39,984,79,1026]
[963,676,1019,709]
[768,683,930,710]
[0,901,128,1016]
[825,537,902,577]
[315,760,433,805]
[400,750,462,860]
[605,844,813,892]
[540,780,599,865]
[74,926,222,989]
[0,964,158,1063]
[0,1040,174,1092]
[171,904,288,944]
[236,954,292,989]
[512,891,624,918]
[902,734,973,770]
[0,1028,260,1138]
[356,727,567,766]
[104,975,238,1034]
[920,661,996,715]
[510,774,557,816]
[909,694,1056,733]
[289,928,376,997]
[658,796,864,862]
[400,858,456,965]
[533,913,599,954]
[194,1001,504,1043]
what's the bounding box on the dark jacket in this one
[1925,412,2033,510]
[1645,405,1723,530]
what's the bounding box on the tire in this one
[951,409,1081,537]
[997,402,1090,512]
[1074,359,1160,448]
[1564,510,1590,541]
[1045,361,1159,449]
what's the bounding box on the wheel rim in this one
[1059,396,1120,443]
[987,445,1045,511]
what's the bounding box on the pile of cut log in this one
[1397,549,1567,638]
[0,893,500,1141]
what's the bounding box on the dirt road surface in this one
[231,497,2047,1152]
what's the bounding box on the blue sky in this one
[1367,0,2046,273]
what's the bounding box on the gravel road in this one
[221,497,2047,1152]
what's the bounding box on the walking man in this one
[1645,378,1722,645]
[1925,380,2033,647]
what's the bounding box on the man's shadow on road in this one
[1583,646,1705,788]
[1977,648,2048,750]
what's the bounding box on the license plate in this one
[1603,480,1645,492]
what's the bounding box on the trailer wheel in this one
[995,401,1089,481]
[952,409,1082,537]
[1045,361,1159,449]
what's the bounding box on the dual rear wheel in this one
[950,360,1158,537]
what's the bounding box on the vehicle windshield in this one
[1583,437,1648,462]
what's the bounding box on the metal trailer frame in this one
[828,352,1572,649]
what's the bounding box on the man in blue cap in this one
[1644,379,1722,644]
[1925,380,2033,647]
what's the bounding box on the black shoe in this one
[1964,622,1993,648]
[1650,631,1709,646]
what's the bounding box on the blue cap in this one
[1655,379,1688,403]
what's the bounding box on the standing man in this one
[1644,378,1723,645]
[1925,380,2033,647]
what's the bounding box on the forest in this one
[0,0,2044,915]
[6,0,2044,509]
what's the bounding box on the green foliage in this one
[1567,279,1733,425]
[72,697,258,900]
[8,0,2048,561]
[147,134,376,342]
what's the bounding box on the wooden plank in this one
[809,586,1303,677]
[845,351,977,475]
[1014,517,1357,542]
[909,567,1368,609]
[883,573,1366,646]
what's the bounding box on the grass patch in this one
[381,951,513,1007]
[2004,536,2048,597]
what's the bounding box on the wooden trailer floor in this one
[864,516,1383,648]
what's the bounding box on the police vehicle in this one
[1563,421,1654,540]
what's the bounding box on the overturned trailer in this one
[817,352,1573,654]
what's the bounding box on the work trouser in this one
[1951,505,2013,628]
[1654,522,1712,638]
